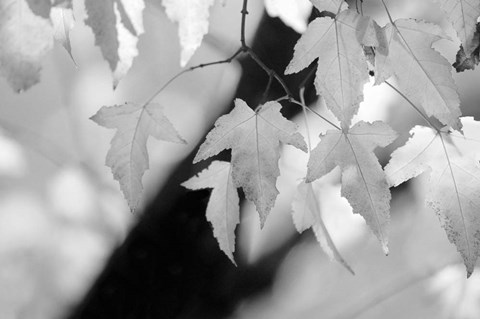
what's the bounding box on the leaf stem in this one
[142,48,244,108]
[290,99,341,131]
[384,80,440,132]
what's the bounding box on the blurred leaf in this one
[292,181,354,274]
[162,0,215,67]
[85,0,145,88]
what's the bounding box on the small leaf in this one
[375,19,462,130]
[286,9,370,129]
[385,117,480,277]
[194,99,307,227]
[292,181,354,274]
[162,0,215,67]
[307,121,398,253]
[51,4,76,65]
[91,102,185,211]
[182,161,240,264]
[85,0,145,88]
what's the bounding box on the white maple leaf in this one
[285,9,369,129]
[306,121,398,253]
[264,0,312,33]
[182,161,239,264]
[51,1,76,64]
[85,0,145,88]
[194,99,307,227]
[162,0,215,67]
[91,102,186,211]
[0,0,53,92]
[292,181,354,274]
[385,117,480,277]
[437,0,480,55]
[375,19,462,131]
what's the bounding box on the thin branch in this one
[240,0,249,47]
[260,72,274,104]
[246,47,294,98]
[142,48,244,107]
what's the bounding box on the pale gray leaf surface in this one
[375,19,462,130]
[307,121,397,253]
[91,102,185,212]
[292,181,354,274]
[194,99,307,227]
[85,0,145,88]
[285,9,369,129]
[385,117,480,276]
[162,0,215,67]
[0,0,53,92]
[182,161,239,264]
[437,0,480,55]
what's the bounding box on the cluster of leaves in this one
[2,0,480,277]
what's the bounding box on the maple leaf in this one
[51,2,76,65]
[194,99,307,227]
[85,0,145,88]
[162,0,215,67]
[374,19,462,131]
[436,0,480,55]
[292,181,354,274]
[182,161,239,264]
[385,117,480,277]
[91,102,186,212]
[285,9,370,129]
[306,121,398,253]
[264,0,312,33]
[0,0,53,92]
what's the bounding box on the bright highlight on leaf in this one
[162,0,215,67]
[85,0,145,88]
[374,19,462,131]
[285,9,370,128]
[437,0,480,55]
[306,121,398,253]
[264,0,312,33]
[91,102,186,212]
[182,161,240,264]
[292,181,354,274]
[385,117,480,277]
[194,99,307,227]
[310,0,348,14]
[0,0,53,92]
